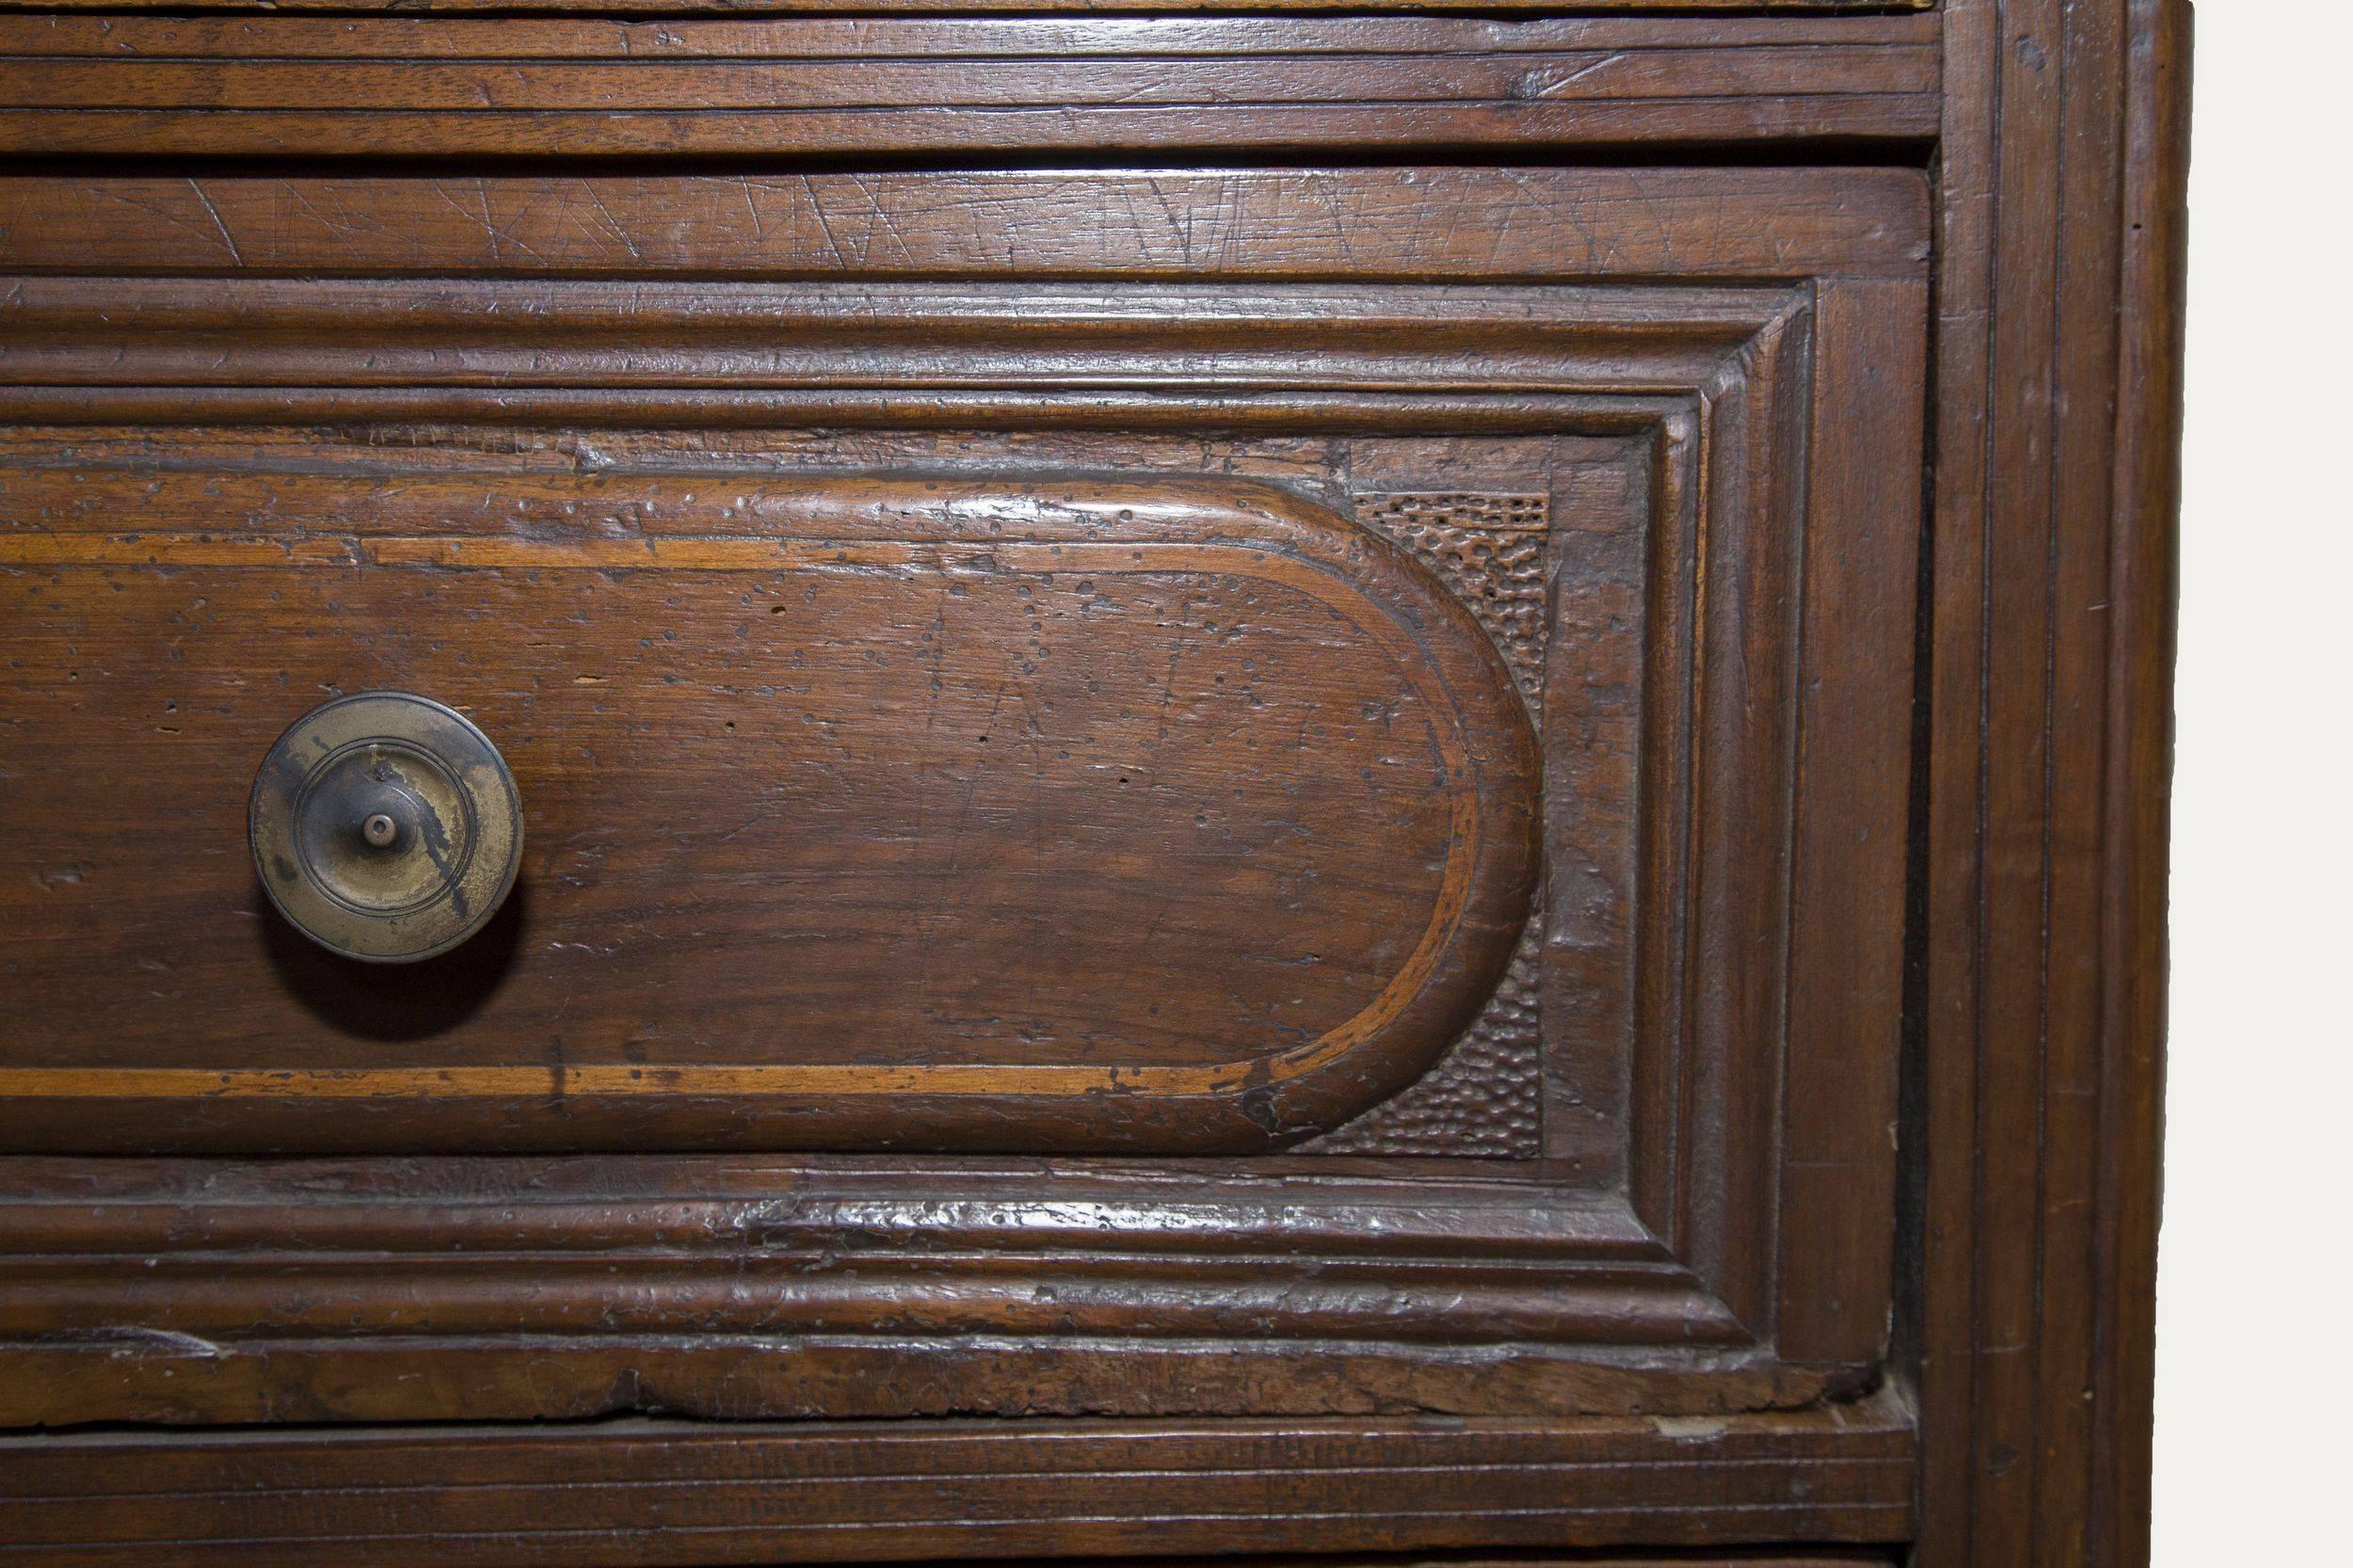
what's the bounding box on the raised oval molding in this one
[0,474,1540,1154]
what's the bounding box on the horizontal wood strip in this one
[0,13,1943,59]
[0,1264,1739,1346]
[0,1154,1668,1257]
[0,97,1940,156]
[0,1402,1915,1494]
[0,387,1678,434]
[0,276,1784,394]
[0,1400,1915,1563]
[0,50,1936,111]
[2,1472,1913,1546]
[0,168,1931,280]
[0,1331,1875,1432]
[0,1506,1919,1568]
[0,1268,1740,1347]
[0,13,1937,153]
[0,0,1938,14]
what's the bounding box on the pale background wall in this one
[2154,2,2351,1559]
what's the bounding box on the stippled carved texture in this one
[1356,493,1548,720]
[1310,493,1549,1159]
[1306,911,1545,1159]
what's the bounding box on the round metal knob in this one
[249,692,522,964]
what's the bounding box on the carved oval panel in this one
[0,475,1539,1152]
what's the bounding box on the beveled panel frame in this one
[0,168,1926,1433]
[0,280,1921,1429]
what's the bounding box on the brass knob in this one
[249,692,522,964]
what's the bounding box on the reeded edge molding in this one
[0,8,1940,154]
[1911,2,2187,1565]
[0,9,1941,54]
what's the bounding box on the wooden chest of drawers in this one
[0,3,2186,1564]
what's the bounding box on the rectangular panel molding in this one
[0,3,2186,1565]
[0,169,1929,1438]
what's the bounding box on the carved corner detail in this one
[1310,491,1552,1159]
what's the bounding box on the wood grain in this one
[1913,3,2188,1566]
[0,1147,1795,1427]
[0,0,1938,13]
[0,273,1918,1435]
[0,476,1538,1153]
[0,152,1928,1457]
[0,168,1929,281]
[0,12,1938,154]
[0,12,1941,57]
[0,1400,1916,1566]
[0,278,1812,394]
[0,0,2188,1559]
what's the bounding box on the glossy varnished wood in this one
[0,1402,1917,1566]
[0,10,1939,155]
[0,0,2185,1563]
[0,476,1539,1152]
[0,161,1927,1466]
[0,189,1925,1425]
[0,0,1936,12]
[0,166,1928,280]
[0,1139,1882,1424]
[1913,4,2188,1567]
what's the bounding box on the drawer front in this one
[5,470,1538,1151]
[0,165,1926,1427]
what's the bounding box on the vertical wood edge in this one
[1914,0,2001,1544]
[2094,4,2191,1562]
[1776,275,1928,1366]
[1916,2,2187,1564]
